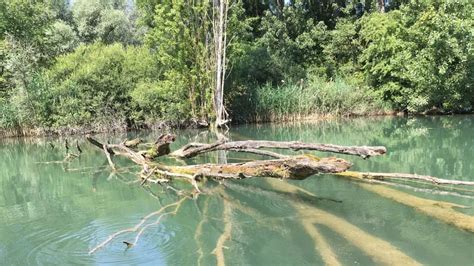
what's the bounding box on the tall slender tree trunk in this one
[213,0,229,128]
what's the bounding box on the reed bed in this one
[243,77,388,123]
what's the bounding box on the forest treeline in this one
[0,0,472,134]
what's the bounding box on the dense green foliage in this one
[144,0,213,119]
[1,43,159,130]
[358,1,473,112]
[0,0,472,134]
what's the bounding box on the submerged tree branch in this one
[88,197,187,254]
[265,179,422,265]
[301,218,341,266]
[358,183,474,232]
[212,199,233,266]
[81,132,473,260]
[338,171,474,186]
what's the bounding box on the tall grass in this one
[245,76,388,122]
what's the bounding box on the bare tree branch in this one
[171,140,386,159]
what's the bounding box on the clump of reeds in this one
[250,76,388,122]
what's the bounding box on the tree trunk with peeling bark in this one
[378,0,385,13]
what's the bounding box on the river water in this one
[0,116,473,265]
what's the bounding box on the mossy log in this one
[164,155,352,180]
[141,134,176,159]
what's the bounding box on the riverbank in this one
[2,111,472,139]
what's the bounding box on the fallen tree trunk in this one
[86,136,472,188]
[164,155,352,180]
[86,136,352,185]
[170,140,386,159]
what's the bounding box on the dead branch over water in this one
[86,134,472,187]
[170,140,387,159]
[86,135,353,185]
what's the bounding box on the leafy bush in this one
[0,73,52,129]
[0,97,19,129]
[44,43,160,129]
[130,77,190,123]
[44,20,79,58]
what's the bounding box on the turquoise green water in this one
[1,116,473,265]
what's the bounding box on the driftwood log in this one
[164,155,351,180]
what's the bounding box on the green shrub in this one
[130,77,191,123]
[0,98,18,129]
[45,43,160,129]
